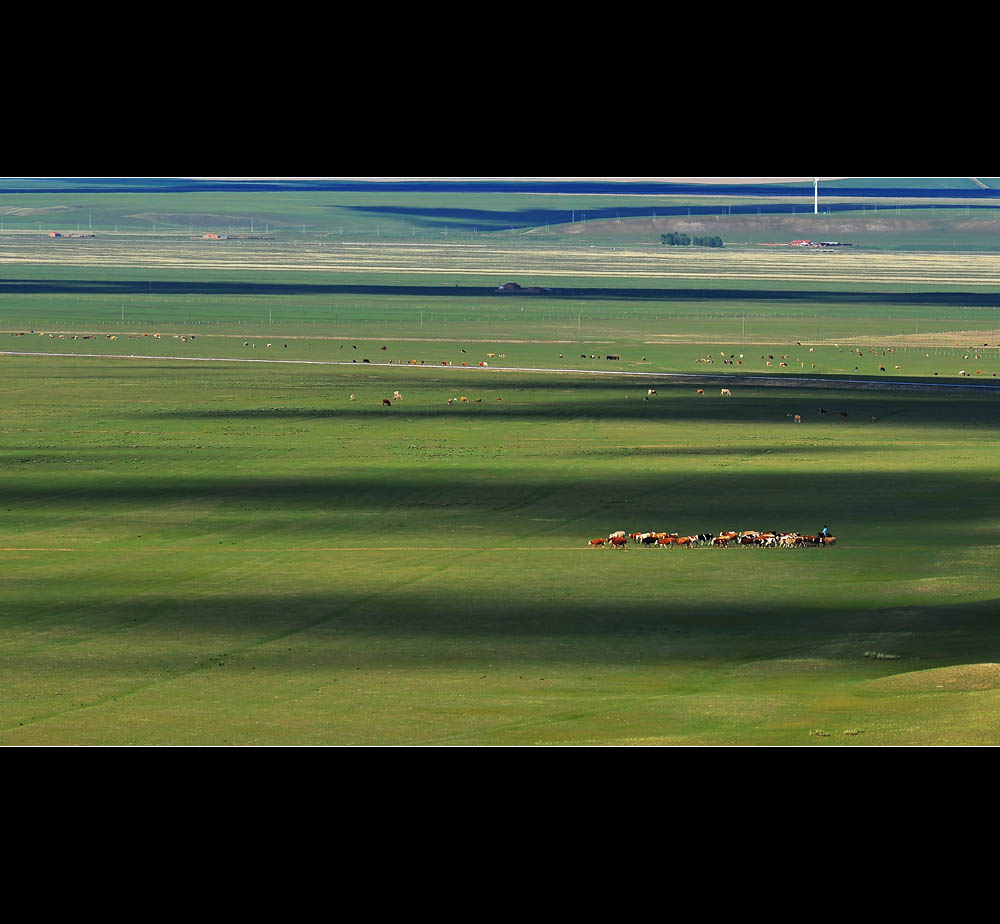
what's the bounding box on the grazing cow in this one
[460,397,469,403]
[840,411,848,418]
[647,389,657,396]
[588,538,607,547]
[696,389,704,395]
[496,397,503,402]
[349,394,356,401]
[609,536,628,548]
[793,415,802,424]
[447,398,455,405]
[393,391,402,401]
[382,398,392,406]
[720,388,731,397]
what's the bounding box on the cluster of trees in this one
[661,232,724,248]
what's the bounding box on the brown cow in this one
[609,536,628,548]
[382,399,392,406]
[588,538,606,547]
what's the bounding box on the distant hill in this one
[526,213,1000,251]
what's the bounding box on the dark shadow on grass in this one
[7,580,1000,667]
[5,277,1000,308]
[344,200,1000,230]
[4,178,997,199]
[2,471,997,532]
[569,444,908,458]
[147,387,1000,427]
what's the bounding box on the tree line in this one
[661,232,724,247]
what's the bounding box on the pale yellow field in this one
[3,238,1000,287]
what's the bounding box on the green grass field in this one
[2,356,999,744]
[3,181,1000,745]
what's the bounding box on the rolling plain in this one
[2,181,1000,745]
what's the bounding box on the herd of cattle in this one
[589,530,837,549]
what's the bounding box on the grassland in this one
[2,182,1000,745]
[2,357,999,745]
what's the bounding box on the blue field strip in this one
[3,350,999,392]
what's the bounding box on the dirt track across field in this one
[4,349,999,392]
